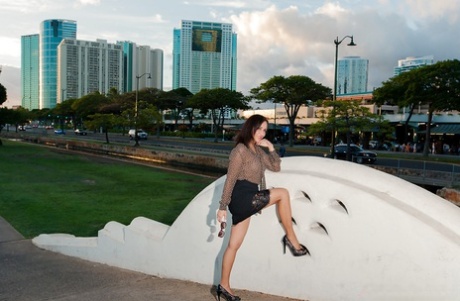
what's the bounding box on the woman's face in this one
[253,121,268,144]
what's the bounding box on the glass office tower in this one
[394,55,434,76]
[117,41,164,92]
[39,19,77,109]
[21,34,40,110]
[337,56,369,95]
[172,20,237,94]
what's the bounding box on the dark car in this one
[334,144,377,164]
[74,129,88,135]
[54,129,66,135]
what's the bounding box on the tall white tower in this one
[337,56,369,95]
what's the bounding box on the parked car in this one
[334,144,377,164]
[54,129,66,135]
[74,129,88,135]
[128,129,148,140]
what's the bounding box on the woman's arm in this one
[258,139,281,172]
[219,145,244,210]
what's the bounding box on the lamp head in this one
[347,36,356,47]
[148,73,152,79]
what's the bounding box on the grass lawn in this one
[0,139,216,238]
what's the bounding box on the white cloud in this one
[229,0,460,94]
[76,0,101,6]
[404,0,460,22]
[314,2,348,17]
[0,37,21,61]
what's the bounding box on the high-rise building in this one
[57,39,124,101]
[21,34,40,110]
[39,19,77,109]
[394,55,434,76]
[118,41,137,93]
[172,20,237,94]
[337,56,369,95]
[117,41,164,92]
[136,46,163,90]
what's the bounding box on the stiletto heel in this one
[282,235,309,256]
[217,284,241,301]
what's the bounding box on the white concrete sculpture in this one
[33,157,460,301]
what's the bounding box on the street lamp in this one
[330,35,356,155]
[134,72,151,146]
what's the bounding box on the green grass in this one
[0,140,215,238]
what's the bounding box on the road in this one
[5,127,460,187]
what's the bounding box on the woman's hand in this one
[217,209,227,223]
[258,139,275,152]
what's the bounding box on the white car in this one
[128,129,148,140]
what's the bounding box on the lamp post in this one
[330,35,356,155]
[274,101,277,142]
[134,72,151,146]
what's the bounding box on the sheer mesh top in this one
[219,143,281,210]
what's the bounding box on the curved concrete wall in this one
[33,157,460,300]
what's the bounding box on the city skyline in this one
[1,0,460,108]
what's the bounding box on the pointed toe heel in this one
[217,284,241,301]
[282,235,309,257]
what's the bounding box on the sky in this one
[1,0,460,108]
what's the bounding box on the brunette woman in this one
[216,114,307,301]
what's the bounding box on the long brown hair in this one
[235,114,268,148]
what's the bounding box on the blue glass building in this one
[118,41,136,93]
[39,19,77,108]
[21,34,40,110]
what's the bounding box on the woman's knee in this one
[272,187,289,199]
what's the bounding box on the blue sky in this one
[1,0,459,107]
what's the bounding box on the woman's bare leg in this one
[266,187,303,249]
[220,217,251,294]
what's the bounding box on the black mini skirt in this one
[228,179,270,225]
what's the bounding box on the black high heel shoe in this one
[217,284,241,301]
[282,235,309,256]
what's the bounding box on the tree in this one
[53,99,77,130]
[373,59,460,156]
[0,83,6,106]
[310,99,384,160]
[188,88,249,142]
[72,92,110,122]
[250,75,331,146]
[161,87,194,129]
[373,68,420,145]
[85,113,116,144]
[0,83,7,145]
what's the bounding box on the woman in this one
[216,114,307,301]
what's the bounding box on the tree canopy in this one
[0,83,6,106]
[250,75,331,146]
[188,88,249,142]
[310,99,389,159]
[373,59,460,156]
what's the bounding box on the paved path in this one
[0,216,304,301]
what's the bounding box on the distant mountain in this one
[0,65,21,108]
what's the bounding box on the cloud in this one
[403,0,460,23]
[227,1,460,95]
[230,5,339,93]
[75,0,101,6]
